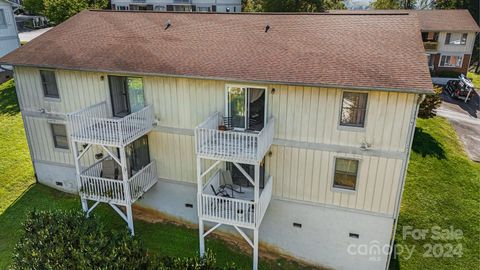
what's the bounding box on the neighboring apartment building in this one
[0,11,433,270]
[0,0,20,83]
[111,0,241,12]
[415,10,480,75]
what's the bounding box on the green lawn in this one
[1,79,479,269]
[467,72,480,88]
[392,117,480,269]
[0,79,309,270]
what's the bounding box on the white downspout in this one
[385,93,425,270]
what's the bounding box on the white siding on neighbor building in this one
[14,67,417,216]
[437,31,476,54]
[0,1,19,58]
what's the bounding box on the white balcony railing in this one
[195,112,274,163]
[67,101,155,147]
[200,170,273,228]
[79,158,157,205]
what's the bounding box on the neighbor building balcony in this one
[195,112,274,164]
[423,41,438,51]
[67,101,155,147]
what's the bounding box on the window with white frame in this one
[154,5,165,11]
[439,55,463,68]
[0,9,6,27]
[445,33,468,45]
[51,124,69,149]
[40,70,59,98]
[333,158,359,191]
[340,92,368,127]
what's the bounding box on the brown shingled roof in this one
[330,9,480,32]
[412,10,480,32]
[0,10,433,93]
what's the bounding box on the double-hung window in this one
[439,55,463,68]
[0,9,6,27]
[51,124,69,149]
[340,92,368,127]
[333,158,359,191]
[40,70,59,98]
[445,33,468,45]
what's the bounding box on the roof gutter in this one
[1,63,435,95]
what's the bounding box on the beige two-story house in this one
[0,11,433,270]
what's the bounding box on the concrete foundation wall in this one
[34,161,77,193]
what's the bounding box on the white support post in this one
[197,157,205,257]
[253,164,260,270]
[72,141,88,212]
[253,228,259,270]
[120,146,134,236]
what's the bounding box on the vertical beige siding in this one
[16,68,417,216]
[265,145,404,215]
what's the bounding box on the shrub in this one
[434,70,462,78]
[418,86,442,119]
[10,210,235,270]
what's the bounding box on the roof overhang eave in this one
[2,62,435,95]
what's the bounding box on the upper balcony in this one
[79,157,158,205]
[195,112,274,164]
[200,170,273,229]
[423,41,438,51]
[67,101,155,147]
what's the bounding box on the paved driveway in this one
[437,90,480,162]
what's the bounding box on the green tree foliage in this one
[22,0,45,15]
[43,0,108,24]
[10,210,236,270]
[242,0,263,12]
[370,0,416,9]
[242,0,345,12]
[418,86,442,119]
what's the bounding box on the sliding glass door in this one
[108,76,145,117]
[126,135,150,177]
[226,86,266,131]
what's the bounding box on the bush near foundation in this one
[418,86,442,119]
[10,210,236,270]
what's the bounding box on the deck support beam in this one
[119,146,134,236]
[197,155,262,270]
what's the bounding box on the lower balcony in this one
[199,170,273,229]
[67,101,155,147]
[79,158,158,205]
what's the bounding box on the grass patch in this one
[392,117,480,269]
[467,72,479,88]
[0,80,35,214]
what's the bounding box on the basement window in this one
[333,158,359,191]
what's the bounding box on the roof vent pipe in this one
[165,19,171,30]
[265,24,270,33]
